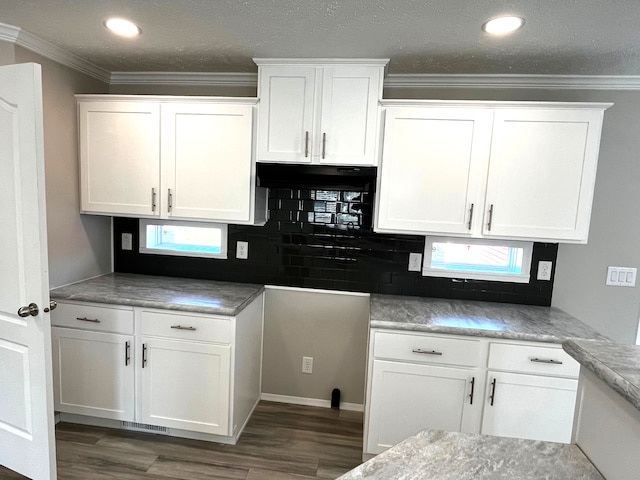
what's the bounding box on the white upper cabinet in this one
[376,107,493,235]
[483,108,605,242]
[79,101,161,216]
[255,59,387,165]
[78,95,267,225]
[375,100,611,243]
[160,103,255,222]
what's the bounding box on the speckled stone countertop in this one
[370,294,606,343]
[50,273,264,316]
[339,430,603,480]
[563,338,640,412]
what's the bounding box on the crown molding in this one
[384,73,640,90]
[3,22,640,90]
[109,71,258,87]
[0,22,110,83]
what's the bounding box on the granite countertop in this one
[370,294,606,343]
[50,273,264,316]
[339,430,603,480]
[563,338,640,412]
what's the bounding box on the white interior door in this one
[0,63,57,480]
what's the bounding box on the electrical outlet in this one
[537,261,553,281]
[236,241,248,259]
[302,356,313,374]
[408,253,422,272]
[121,233,133,251]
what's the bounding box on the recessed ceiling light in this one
[482,16,525,35]
[104,17,141,37]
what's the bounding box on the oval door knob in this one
[17,303,39,318]
[44,300,57,313]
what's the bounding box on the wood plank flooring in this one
[0,402,363,480]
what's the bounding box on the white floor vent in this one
[121,421,169,435]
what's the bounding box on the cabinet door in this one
[161,103,254,222]
[256,66,316,163]
[51,327,134,421]
[139,337,231,435]
[79,101,161,216]
[318,66,381,165]
[376,107,493,235]
[366,360,481,454]
[481,371,578,443]
[484,108,604,242]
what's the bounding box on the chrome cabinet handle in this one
[151,188,157,212]
[469,377,475,405]
[142,343,147,368]
[17,303,39,318]
[76,317,100,323]
[304,131,309,157]
[487,204,494,231]
[467,203,474,230]
[168,188,173,212]
[412,348,443,356]
[170,325,196,331]
[530,358,563,365]
[322,132,326,159]
[125,341,130,366]
[489,378,497,406]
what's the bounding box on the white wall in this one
[13,46,112,288]
[0,41,15,65]
[385,86,640,344]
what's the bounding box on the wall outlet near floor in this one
[537,261,553,281]
[606,266,637,287]
[236,241,248,259]
[408,252,422,272]
[121,233,133,251]
[302,356,313,374]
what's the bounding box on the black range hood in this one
[256,163,377,190]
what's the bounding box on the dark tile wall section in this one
[114,187,558,306]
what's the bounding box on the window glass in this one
[139,220,227,259]
[423,237,532,283]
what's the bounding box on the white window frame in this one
[422,236,533,283]
[139,219,228,259]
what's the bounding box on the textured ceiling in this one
[1,0,640,75]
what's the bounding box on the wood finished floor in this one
[0,402,363,480]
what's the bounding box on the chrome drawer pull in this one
[76,317,100,323]
[171,325,196,331]
[530,358,563,365]
[412,348,443,356]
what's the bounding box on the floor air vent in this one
[121,421,169,434]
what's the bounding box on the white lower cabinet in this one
[364,330,580,457]
[51,294,264,443]
[366,360,482,454]
[51,327,134,421]
[139,337,230,435]
[480,371,577,443]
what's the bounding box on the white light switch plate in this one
[408,253,422,272]
[236,241,248,259]
[606,266,637,287]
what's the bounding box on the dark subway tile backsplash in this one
[114,187,558,306]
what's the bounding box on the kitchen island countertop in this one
[50,273,264,316]
[563,338,640,411]
[338,429,603,480]
[371,294,606,343]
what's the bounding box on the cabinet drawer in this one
[488,342,579,378]
[373,331,482,367]
[139,310,231,344]
[51,302,134,334]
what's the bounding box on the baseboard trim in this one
[261,393,363,412]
